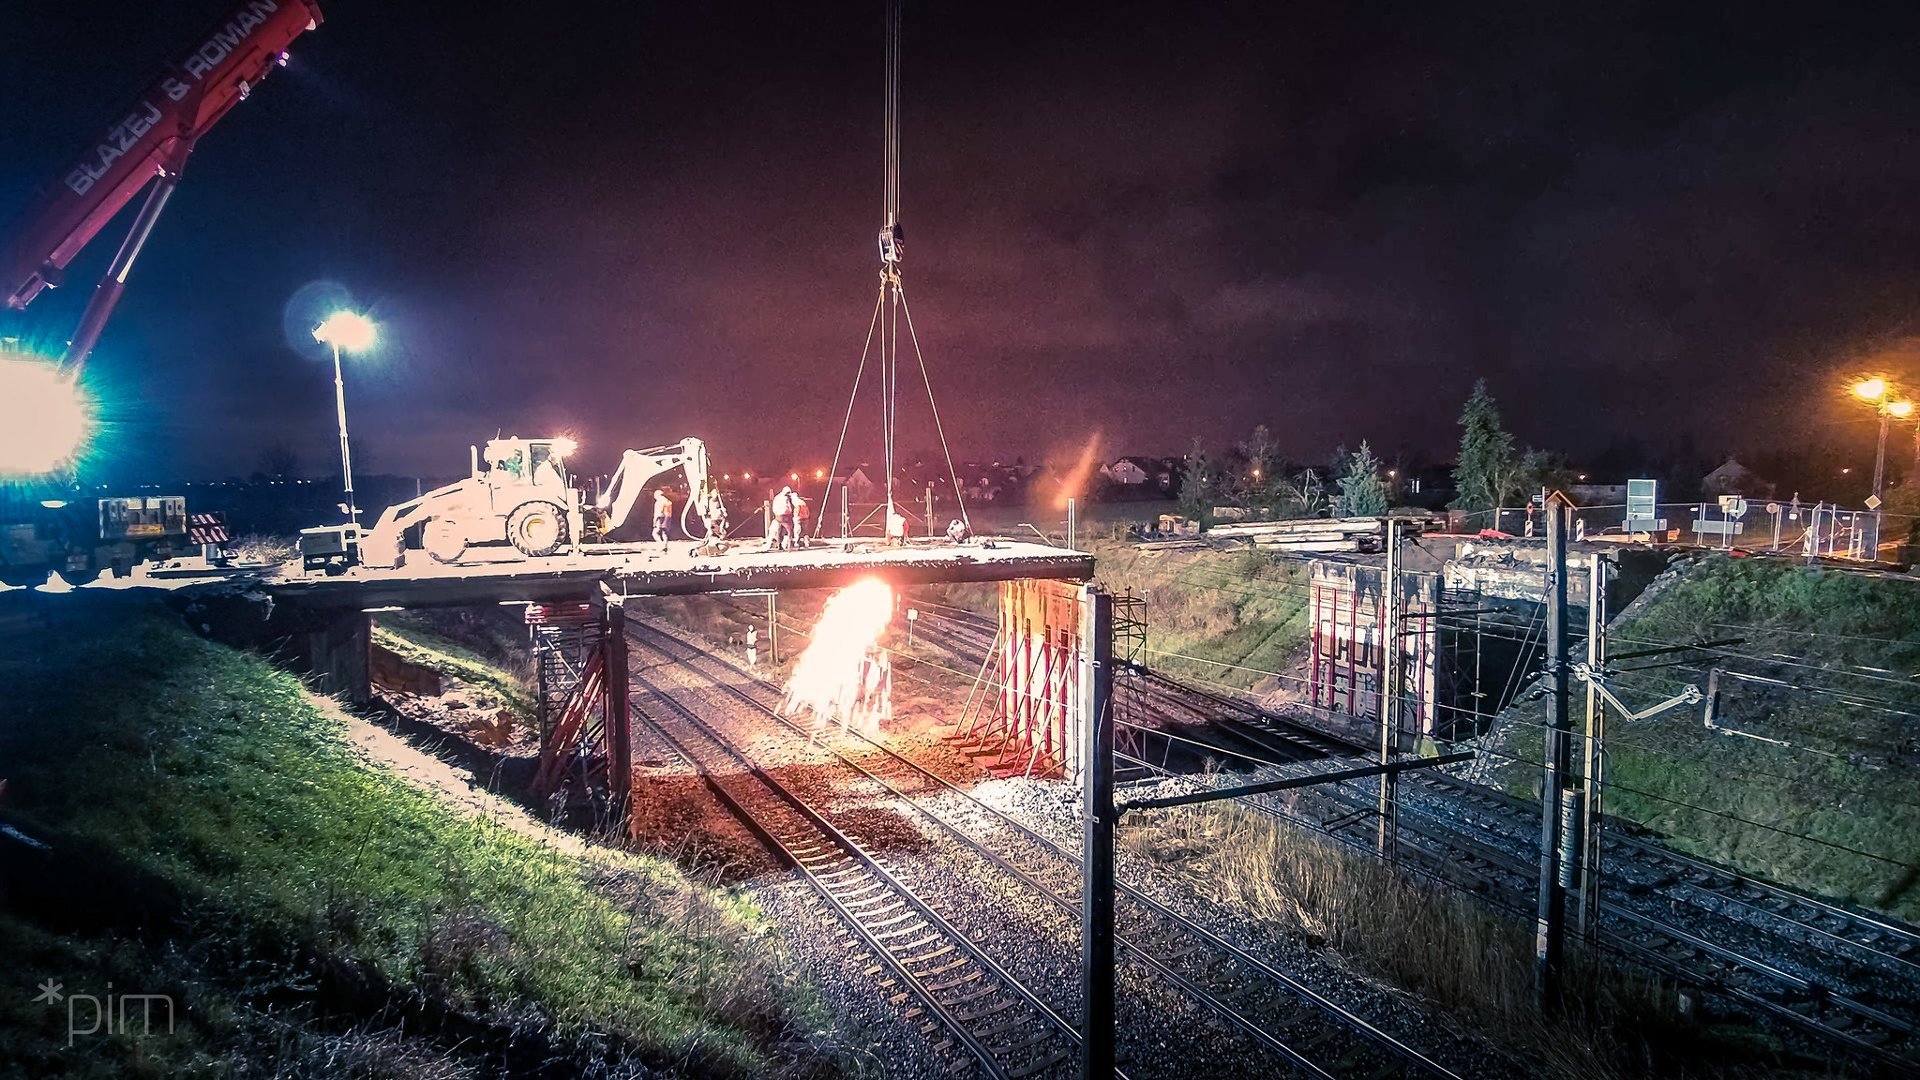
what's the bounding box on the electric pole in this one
[1577,550,1610,936]
[1080,589,1116,1080]
[1535,500,1573,1010]
[1377,517,1402,859]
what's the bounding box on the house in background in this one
[1702,457,1773,498]
[1103,457,1152,485]
[832,467,879,501]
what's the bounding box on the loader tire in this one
[424,520,467,564]
[508,501,568,557]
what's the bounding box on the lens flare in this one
[0,359,91,475]
[781,578,895,737]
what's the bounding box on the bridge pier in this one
[306,609,371,705]
[951,579,1097,779]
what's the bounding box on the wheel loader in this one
[359,436,716,569]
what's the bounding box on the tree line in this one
[1175,379,1566,527]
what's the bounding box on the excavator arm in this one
[3,1,323,369]
[599,438,716,535]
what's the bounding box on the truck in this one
[0,493,229,585]
[354,435,720,570]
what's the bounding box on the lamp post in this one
[313,311,377,527]
[1851,378,1913,554]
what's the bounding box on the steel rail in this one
[1192,719,1920,1072]
[626,660,1083,1079]
[1406,771,1920,978]
[900,583,1920,1058]
[636,634,1358,1080]
[627,618,1461,1080]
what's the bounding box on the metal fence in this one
[1465,500,1910,560]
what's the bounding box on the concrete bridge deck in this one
[1,537,1093,611]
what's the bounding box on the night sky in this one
[6,2,1920,485]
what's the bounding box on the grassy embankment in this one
[0,605,840,1077]
[371,610,537,720]
[1124,802,1831,1080]
[1090,541,1835,1073]
[1484,556,1920,920]
[1087,538,1312,691]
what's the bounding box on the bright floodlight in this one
[552,436,578,459]
[1890,401,1915,418]
[1854,376,1889,402]
[0,359,91,474]
[313,310,377,352]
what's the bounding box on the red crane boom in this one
[1,0,324,370]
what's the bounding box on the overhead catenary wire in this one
[801,598,1920,893]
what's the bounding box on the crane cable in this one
[818,286,887,538]
[900,289,969,529]
[820,0,970,537]
[881,0,901,520]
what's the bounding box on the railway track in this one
[625,618,1469,1080]
[1151,682,1920,1075]
[722,596,1920,1070]
[626,646,1083,1079]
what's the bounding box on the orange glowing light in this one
[1054,433,1103,510]
[744,472,753,480]
[1890,401,1915,419]
[791,471,800,481]
[1854,377,1889,402]
[815,468,826,480]
[781,578,895,737]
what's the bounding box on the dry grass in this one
[1124,802,1835,1080]
[228,532,298,564]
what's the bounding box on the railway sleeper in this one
[898,944,958,967]
[865,909,919,930]
[951,996,1021,1025]
[1004,1049,1071,1079]
[942,983,1003,1008]
[926,969,984,994]
[917,957,974,980]
[974,1015,1036,1041]
[987,1029,1057,1059]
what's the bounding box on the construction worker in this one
[746,624,759,668]
[702,493,729,545]
[792,493,811,548]
[946,517,972,544]
[652,489,674,552]
[772,486,797,551]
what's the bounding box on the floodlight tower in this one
[313,310,377,526]
[1851,377,1912,552]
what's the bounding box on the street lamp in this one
[313,310,377,526]
[1849,377,1913,501]
[1847,376,1915,556]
